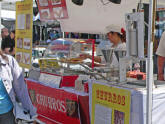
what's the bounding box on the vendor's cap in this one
[105,24,121,34]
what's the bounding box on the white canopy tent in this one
[60,0,165,34]
[60,0,140,34]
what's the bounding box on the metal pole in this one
[146,0,156,124]
[40,26,42,45]
[62,32,65,38]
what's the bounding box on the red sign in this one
[37,0,68,21]
[26,79,81,124]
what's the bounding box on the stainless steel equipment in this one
[125,12,144,58]
[118,12,147,82]
[101,48,114,65]
[114,50,126,61]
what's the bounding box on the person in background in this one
[0,50,37,124]
[80,24,126,67]
[74,33,79,39]
[156,31,165,80]
[1,28,15,55]
[1,36,11,54]
[9,30,15,56]
[1,28,9,39]
[46,36,52,44]
[10,30,15,40]
[54,30,60,39]
[49,30,55,40]
[1,36,15,56]
[1,28,11,55]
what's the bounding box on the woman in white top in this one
[80,24,126,67]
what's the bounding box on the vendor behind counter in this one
[80,24,126,68]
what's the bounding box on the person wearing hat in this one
[80,24,126,67]
[105,24,126,67]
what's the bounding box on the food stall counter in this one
[89,80,165,124]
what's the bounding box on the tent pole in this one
[62,32,65,38]
[40,26,42,45]
[146,0,156,124]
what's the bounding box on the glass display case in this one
[39,38,96,75]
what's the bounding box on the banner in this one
[60,0,139,34]
[26,80,81,124]
[91,83,131,124]
[15,0,33,69]
[37,0,68,21]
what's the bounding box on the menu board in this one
[37,0,68,21]
[15,0,33,69]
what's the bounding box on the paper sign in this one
[91,83,131,124]
[94,104,112,124]
[15,0,33,69]
[39,73,61,88]
[37,0,68,21]
[38,58,60,71]
[17,14,25,29]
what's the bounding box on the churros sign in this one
[27,80,81,124]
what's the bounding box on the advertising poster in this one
[26,79,81,124]
[91,83,131,124]
[36,0,68,21]
[15,0,33,69]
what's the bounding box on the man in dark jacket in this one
[1,36,15,56]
